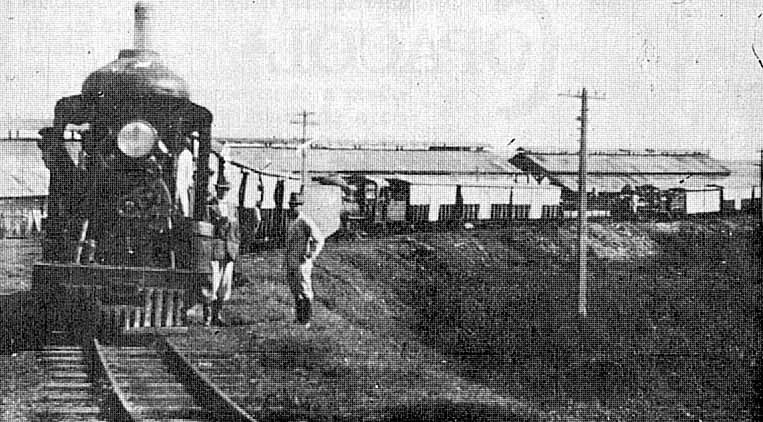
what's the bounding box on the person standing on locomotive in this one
[285,193,325,327]
[202,178,240,326]
[175,137,195,218]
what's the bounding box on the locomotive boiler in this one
[33,2,216,338]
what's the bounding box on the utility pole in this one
[290,110,318,194]
[558,88,605,319]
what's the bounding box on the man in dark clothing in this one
[203,181,240,326]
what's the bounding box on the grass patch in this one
[287,217,761,421]
[182,216,761,421]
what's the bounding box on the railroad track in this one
[34,337,255,422]
[176,350,266,416]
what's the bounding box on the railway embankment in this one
[2,215,761,421]
[183,214,761,421]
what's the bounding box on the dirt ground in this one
[0,240,46,422]
[0,239,39,295]
[2,216,761,421]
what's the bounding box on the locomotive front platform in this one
[33,263,208,339]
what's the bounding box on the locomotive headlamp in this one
[117,120,158,158]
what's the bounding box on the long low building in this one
[218,143,533,212]
[4,136,758,242]
[382,175,561,222]
[508,149,755,215]
[0,140,48,238]
[223,143,520,176]
[215,143,563,241]
[713,160,761,211]
[510,149,731,192]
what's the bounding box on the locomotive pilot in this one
[202,180,240,326]
[285,193,325,328]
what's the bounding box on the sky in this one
[1,0,762,160]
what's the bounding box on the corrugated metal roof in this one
[225,146,521,175]
[0,141,49,198]
[715,161,760,188]
[553,174,728,193]
[525,153,729,175]
[215,137,491,151]
[388,174,559,189]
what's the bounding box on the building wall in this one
[0,197,46,238]
[685,189,722,214]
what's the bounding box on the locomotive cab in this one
[33,2,215,338]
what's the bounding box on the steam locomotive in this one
[33,2,218,338]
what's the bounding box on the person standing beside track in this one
[203,180,240,326]
[285,193,324,328]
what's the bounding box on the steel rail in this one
[161,337,258,422]
[92,338,141,422]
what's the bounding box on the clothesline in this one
[227,161,299,181]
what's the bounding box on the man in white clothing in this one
[175,144,194,217]
[284,193,324,327]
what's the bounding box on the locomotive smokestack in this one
[133,1,153,51]
[83,0,190,99]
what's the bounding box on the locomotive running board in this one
[32,262,207,292]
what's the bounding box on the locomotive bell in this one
[81,1,189,100]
